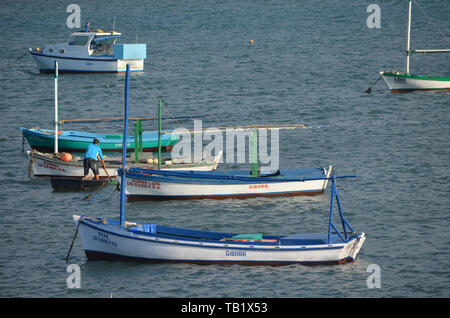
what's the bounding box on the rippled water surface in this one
[0,0,449,298]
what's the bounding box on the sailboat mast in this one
[406,0,412,74]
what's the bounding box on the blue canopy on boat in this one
[92,35,120,44]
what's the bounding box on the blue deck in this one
[124,167,327,185]
[94,218,342,246]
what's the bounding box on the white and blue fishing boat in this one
[27,149,222,179]
[70,64,366,265]
[120,166,332,201]
[120,101,332,200]
[73,176,366,265]
[29,24,146,73]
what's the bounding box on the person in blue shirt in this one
[82,138,106,180]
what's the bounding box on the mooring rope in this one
[102,182,120,201]
[364,74,382,94]
[65,217,83,261]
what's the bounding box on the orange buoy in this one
[59,152,72,162]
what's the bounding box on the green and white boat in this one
[381,1,450,93]
[20,61,179,153]
[19,127,179,153]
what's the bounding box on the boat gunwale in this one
[122,169,329,185]
[79,217,351,251]
[28,150,219,170]
[20,127,176,143]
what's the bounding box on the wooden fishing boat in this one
[27,150,222,178]
[19,127,179,153]
[51,176,108,191]
[380,1,450,92]
[121,166,332,201]
[29,24,146,73]
[69,64,366,265]
[73,180,366,265]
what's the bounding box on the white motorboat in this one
[29,24,146,73]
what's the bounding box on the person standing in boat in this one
[82,138,106,180]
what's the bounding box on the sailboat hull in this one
[381,71,450,92]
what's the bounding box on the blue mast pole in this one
[120,64,130,227]
[326,177,335,244]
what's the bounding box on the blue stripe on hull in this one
[38,69,144,73]
[30,51,116,61]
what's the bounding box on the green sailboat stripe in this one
[382,72,450,81]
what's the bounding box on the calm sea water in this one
[0,0,449,299]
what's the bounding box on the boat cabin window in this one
[90,35,119,55]
[68,35,91,46]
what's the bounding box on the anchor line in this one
[364,74,382,94]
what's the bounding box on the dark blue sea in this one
[0,0,449,300]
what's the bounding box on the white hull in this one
[124,166,332,200]
[381,72,450,92]
[31,53,143,72]
[74,215,366,265]
[27,151,221,178]
[126,177,328,199]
